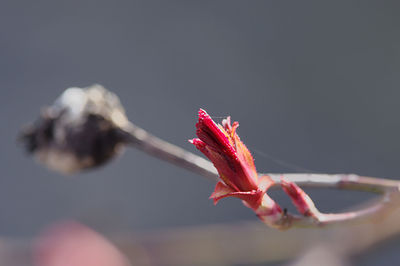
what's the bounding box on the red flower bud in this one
[190,109,276,210]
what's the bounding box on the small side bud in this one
[281,177,320,218]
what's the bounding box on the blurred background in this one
[1,1,400,265]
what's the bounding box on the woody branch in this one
[20,85,400,230]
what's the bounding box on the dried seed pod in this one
[19,85,130,174]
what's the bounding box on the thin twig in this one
[120,122,219,180]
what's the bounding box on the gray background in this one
[1,1,400,265]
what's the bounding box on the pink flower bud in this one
[190,109,277,211]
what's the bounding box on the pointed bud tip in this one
[198,108,210,121]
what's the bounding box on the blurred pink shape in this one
[33,221,130,266]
